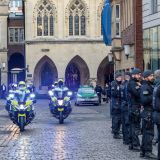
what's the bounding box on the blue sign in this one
[101,0,112,46]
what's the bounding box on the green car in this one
[75,86,99,106]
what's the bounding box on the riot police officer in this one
[153,69,160,160]
[128,68,141,150]
[121,72,131,145]
[111,72,122,139]
[140,70,156,159]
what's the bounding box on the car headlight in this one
[19,104,25,110]
[30,93,35,98]
[58,100,63,106]
[67,91,73,97]
[77,94,82,98]
[94,94,97,97]
[9,94,14,99]
[48,90,54,96]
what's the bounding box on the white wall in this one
[143,0,160,29]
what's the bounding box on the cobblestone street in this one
[0,100,157,160]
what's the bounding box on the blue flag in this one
[101,0,112,46]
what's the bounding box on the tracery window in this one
[36,0,55,36]
[69,0,86,36]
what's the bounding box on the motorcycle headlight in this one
[19,104,25,110]
[9,94,14,99]
[58,100,63,106]
[30,93,35,98]
[67,91,73,97]
[48,90,54,96]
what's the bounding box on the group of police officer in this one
[111,68,160,159]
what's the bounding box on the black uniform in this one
[95,85,102,104]
[121,80,130,144]
[153,77,160,160]
[128,78,141,149]
[140,80,154,155]
[111,80,121,138]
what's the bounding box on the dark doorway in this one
[41,62,54,86]
[65,63,80,91]
[97,57,114,87]
[8,53,25,83]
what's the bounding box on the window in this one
[143,27,160,71]
[36,0,55,36]
[9,28,24,43]
[116,22,120,36]
[116,4,120,19]
[69,0,86,36]
[115,4,121,37]
[9,0,22,8]
[152,0,158,14]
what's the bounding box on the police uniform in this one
[153,76,160,160]
[128,68,141,150]
[140,70,156,158]
[111,73,122,139]
[121,72,131,144]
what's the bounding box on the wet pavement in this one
[0,99,157,160]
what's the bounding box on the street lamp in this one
[124,44,131,59]
[108,52,113,63]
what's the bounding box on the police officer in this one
[153,69,160,160]
[128,68,141,150]
[17,81,30,95]
[95,84,103,104]
[111,72,122,139]
[121,72,131,145]
[140,70,156,159]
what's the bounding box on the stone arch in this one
[97,0,104,36]
[34,55,58,92]
[33,0,57,37]
[65,0,89,36]
[65,55,90,91]
[97,56,114,87]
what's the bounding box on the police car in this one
[75,86,99,106]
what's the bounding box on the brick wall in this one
[134,0,143,70]
[122,24,135,45]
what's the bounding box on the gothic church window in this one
[69,0,86,36]
[36,0,55,36]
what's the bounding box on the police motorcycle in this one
[8,82,36,131]
[5,83,18,112]
[48,86,72,124]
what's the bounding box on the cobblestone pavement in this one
[0,99,157,160]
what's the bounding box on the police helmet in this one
[18,81,26,91]
[58,79,64,86]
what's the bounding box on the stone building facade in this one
[0,0,9,86]
[24,0,112,94]
[111,0,143,72]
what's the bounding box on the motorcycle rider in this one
[128,68,141,151]
[121,71,131,145]
[26,81,35,93]
[140,70,156,159]
[6,83,18,112]
[17,81,30,94]
[111,72,122,139]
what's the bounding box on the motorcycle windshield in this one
[54,91,68,99]
[14,92,30,104]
